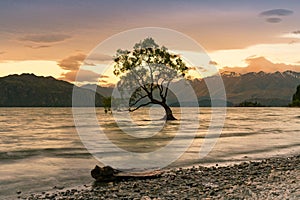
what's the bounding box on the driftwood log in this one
[91,165,162,182]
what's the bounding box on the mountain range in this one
[87,70,300,107]
[190,70,300,106]
[0,73,103,107]
[0,71,299,107]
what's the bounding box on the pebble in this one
[24,154,299,200]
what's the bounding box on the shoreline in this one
[22,154,299,200]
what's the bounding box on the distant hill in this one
[189,70,300,106]
[0,74,103,107]
[1,70,299,107]
[81,84,114,97]
[84,70,300,107]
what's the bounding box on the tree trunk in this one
[91,165,162,182]
[161,103,177,120]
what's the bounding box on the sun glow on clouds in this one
[281,33,300,39]
[72,41,300,85]
[1,42,299,85]
[209,42,300,69]
[0,60,64,78]
[172,50,218,78]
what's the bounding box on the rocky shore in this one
[24,154,299,200]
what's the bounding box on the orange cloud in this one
[209,60,218,66]
[58,53,109,83]
[58,53,86,71]
[220,56,300,74]
[25,45,51,49]
[19,34,71,43]
[87,53,113,62]
[59,69,100,82]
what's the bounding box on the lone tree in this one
[113,38,189,120]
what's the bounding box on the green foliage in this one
[292,85,300,101]
[238,101,265,107]
[289,85,300,107]
[289,99,300,107]
[103,96,112,109]
[113,37,188,77]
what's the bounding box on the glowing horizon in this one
[0,1,300,83]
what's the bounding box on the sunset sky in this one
[1,0,300,84]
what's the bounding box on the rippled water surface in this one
[0,107,299,199]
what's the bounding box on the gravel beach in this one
[23,154,299,200]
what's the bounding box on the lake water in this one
[0,107,299,199]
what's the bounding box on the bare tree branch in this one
[131,68,151,95]
[129,94,149,107]
[129,101,152,112]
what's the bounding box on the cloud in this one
[288,40,298,45]
[83,61,96,66]
[281,31,300,39]
[259,9,293,23]
[292,30,300,34]
[19,34,71,43]
[58,53,109,83]
[99,79,108,83]
[209,60,218,66]
[59,69,101,82]
[100,74,110,78]
[220,56,300,74]
[58,53,86,71]
[25,45,51,49]
[188,66,197,70]
[87,53,113,62]
[0,51,5,55]
[198,67,208,73]
[259,9,294,17]
[265,17,282,23]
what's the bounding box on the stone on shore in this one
[25,154,300,200]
